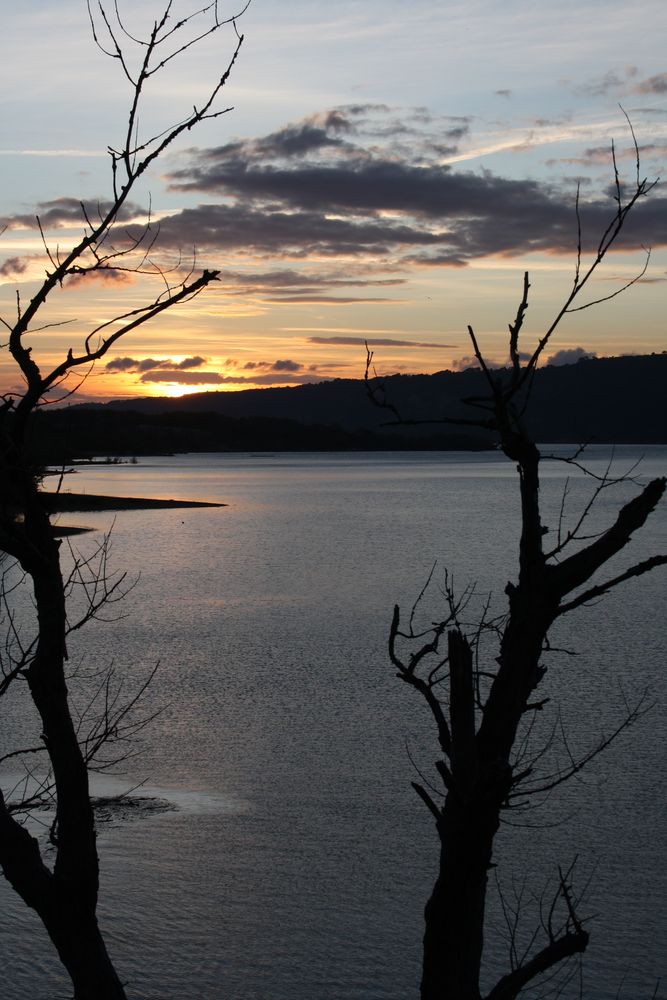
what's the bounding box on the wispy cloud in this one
[0,149,106,158]
[573,66,638,97]
[547,140,667,169]
[308,336,450,348]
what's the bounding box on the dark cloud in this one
[125,104,667,266]
[220,268,333,289]
[264,294,393,304]
[105,355,206,373]
[229,105,470,149]
[65,267,135,288]
[167,105,477,218]
[242,359,304,372]
[261,120,348,157]
[130,201,445,259]
[147,182,667,267]
[138,370,227,385]
[235,373,325,385]
[441,126,469,142]
[216,268,407,298]
[635,72,667,94]
[120,356,322,386]
[574,67,638,97]
[3,197,145,231]
[137,358,169,373]
[0,256,29,277]
[203,110,354,162]
[6,106,649,299]
[270,359,303,372]
[139,370,323,386]
[170,156,548,222]
[547,347,597,366]
[105,357,138,372]
[308,336,450,348]
[5,105,662,308]
[176,356,207,370]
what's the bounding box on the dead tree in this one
[0,4,246,997]
[368,134,666,999]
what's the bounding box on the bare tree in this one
[367,134,666,999]
[0,4,246,997]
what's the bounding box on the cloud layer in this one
[104,354,325,387]
[4,105,664,317]
[153,104,666,274]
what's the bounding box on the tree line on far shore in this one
[29,352,667,462]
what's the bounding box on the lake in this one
[1,448,665,999]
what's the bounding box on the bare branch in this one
[549,477,666,599]
[557,554,667,617]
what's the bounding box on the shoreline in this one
[40,492,225,513]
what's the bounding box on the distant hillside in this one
[32,353,667,458]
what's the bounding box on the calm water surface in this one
[1,449,665,999]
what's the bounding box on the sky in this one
[0,0,666,402]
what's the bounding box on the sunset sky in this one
[1,0,665,401]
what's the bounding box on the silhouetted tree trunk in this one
[415,435,664,1000]
[370,141,666,998]
[0,463,127,998]
[0,4,246,995]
